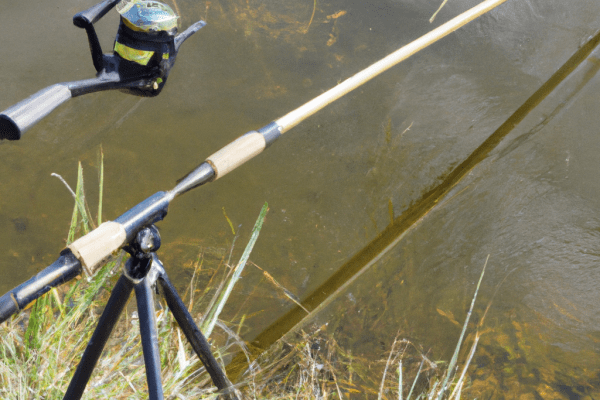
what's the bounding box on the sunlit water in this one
[1,0,600,397]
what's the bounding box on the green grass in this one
[0,158,487,399]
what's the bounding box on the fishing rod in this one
[0,0,509,396]
[0,0,205,141]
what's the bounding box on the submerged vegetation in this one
[0,157,486,399]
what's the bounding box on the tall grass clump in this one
[0,154,489,399]
[0,154,260,399]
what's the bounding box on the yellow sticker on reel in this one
[114,41,155,65]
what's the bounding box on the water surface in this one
[1,0,600,397]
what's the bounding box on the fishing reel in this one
[0,0,205,140]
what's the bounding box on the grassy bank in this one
[0,158,485,399]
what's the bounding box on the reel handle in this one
[73,0,121,28]
[0,84,72,140]
[73,0,120,72]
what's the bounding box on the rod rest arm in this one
[0,250,82,324]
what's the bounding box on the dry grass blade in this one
[407,359,424,400]
[398,360,403,400]
[436,255,489,399]
[448,334,479,400]
[379,336,402,400]
[250,261,309,313]
[430,0,450,23]
[97,146,104,226]
[304,0,317,33]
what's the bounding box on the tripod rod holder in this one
[62,225,235,398]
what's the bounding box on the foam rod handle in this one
[73,0,121,27]
[0,84,72,140]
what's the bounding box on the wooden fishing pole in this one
[1,0,510,327]
[200,0,510,182]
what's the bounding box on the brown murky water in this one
[1,0,600,397]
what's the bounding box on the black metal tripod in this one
[63,225,236,400]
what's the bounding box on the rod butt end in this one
[0,115,21,140]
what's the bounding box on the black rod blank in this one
[0,250,81,324]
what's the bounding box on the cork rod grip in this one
[68,221,127,276]
[206,131,266,179]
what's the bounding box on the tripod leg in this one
[63,274,134,400]
[158,272,236,397]
[135,276,164,400]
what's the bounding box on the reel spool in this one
[113,0,180,95]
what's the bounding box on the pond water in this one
[1,0,600,397]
